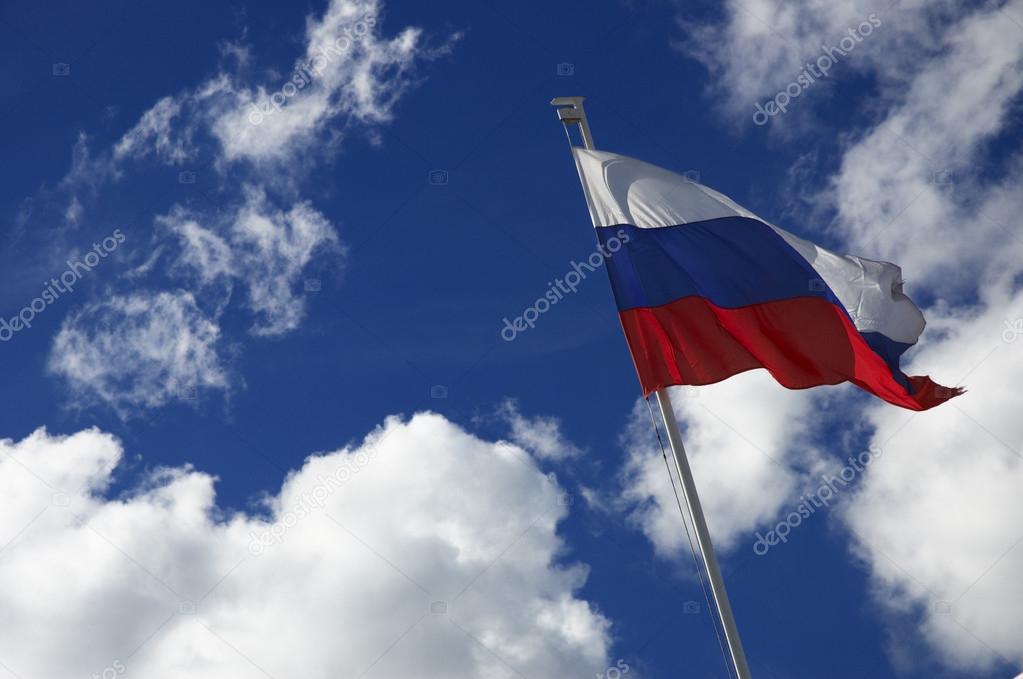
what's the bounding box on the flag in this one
[573,148,962,410]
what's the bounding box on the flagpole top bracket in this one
[551,96,595,150]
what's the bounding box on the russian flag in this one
[573,148,962,411]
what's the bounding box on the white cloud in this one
[163,190,342,337]
[113,96,194,165]
[498,399,583,461]
[828,2,1023,297]
[680,0,958,124]
[843,281,1023,671]
[39,0,451,413]
[619,374,822,556]
[681,0,1023,243]
[109,0,451,170]
[164,211,236,286]
[0,414,610,678]
[675,0,1023,671]
[229,190,342,336]
[64,195,83,228]
[211,0,442,165]
[51,133,121,231]
[819,3,1023,670]
[48,291,228,414]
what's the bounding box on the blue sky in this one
[1,1,1022,678]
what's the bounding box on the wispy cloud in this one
[35,0,457,414]
[48,291,229,415]
[162,188,343,337]
[498,399,584,461]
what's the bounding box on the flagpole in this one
[551,97,752,679]
[654,390,752,679]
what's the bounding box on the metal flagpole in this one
[654,390,752,679]
[551,96,753,679]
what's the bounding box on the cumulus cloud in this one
[619,374,822,556]
[672,0,1023,671]
[820,3,1023,670]
[497,399,583,461]
[825,14,1023,658]
[680,0,958,124]
[828,2,1023,297]
[0,414,610,678]
[843,282,1023,670]
[48,291,228,414]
